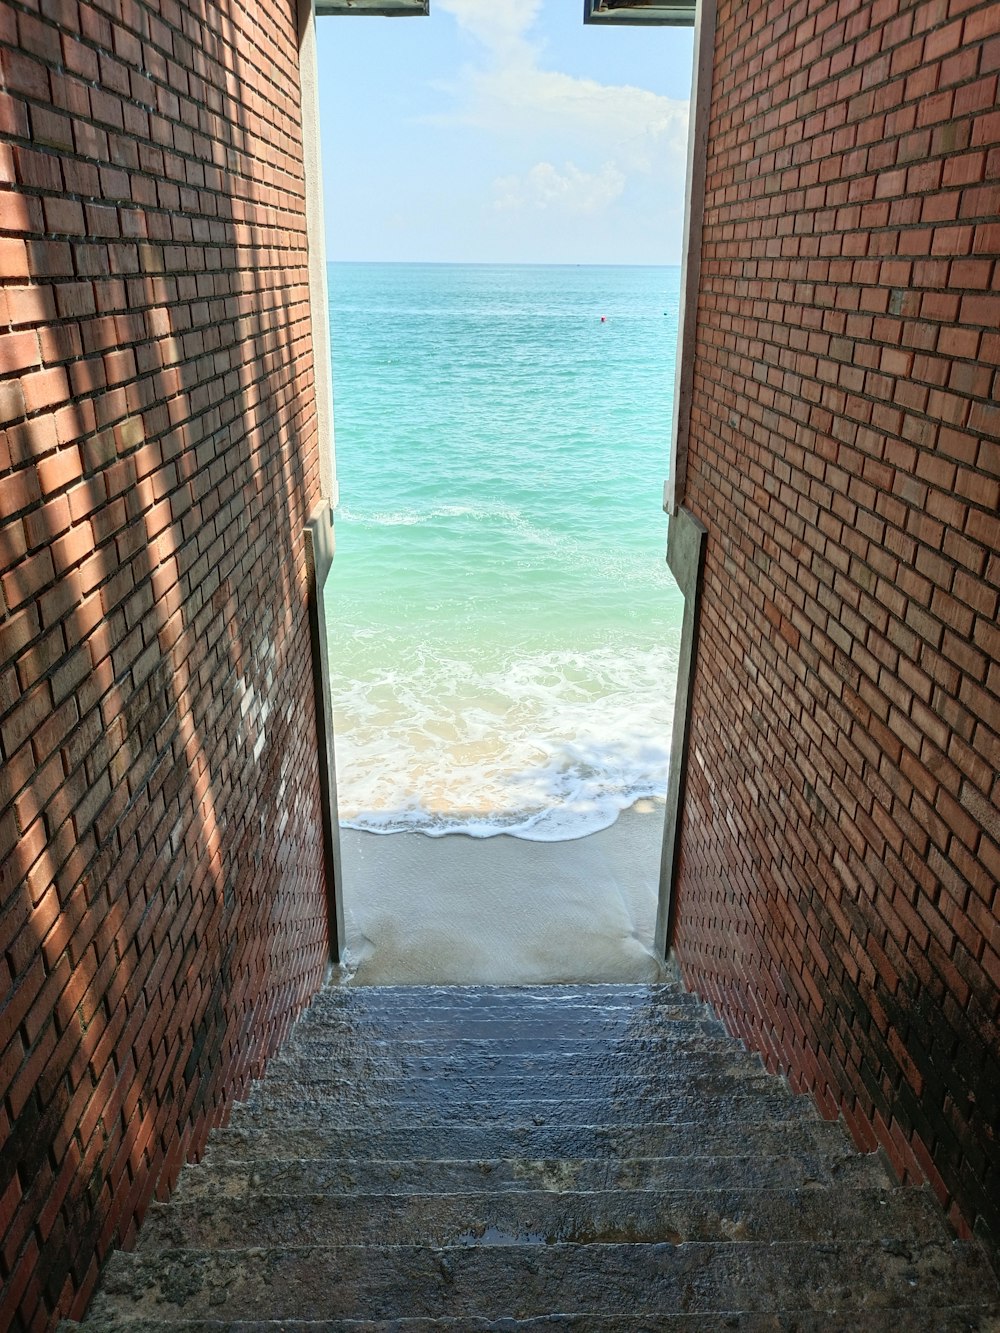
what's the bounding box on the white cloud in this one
[494,161,626,215]
[432,0,689,173]
[434,0,542,61]
[470,66,687,171]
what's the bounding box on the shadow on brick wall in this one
[0,0,332,1324]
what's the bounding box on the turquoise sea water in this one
[325,263,684,840]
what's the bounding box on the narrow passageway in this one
[324,255,686,989]
[320,8,692,981]
[69,983,1000,1329]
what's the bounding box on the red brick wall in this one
[0,0,330,1325]
[674,0,1000,1248]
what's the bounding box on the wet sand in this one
[334,801,668,986]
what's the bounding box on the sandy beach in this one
[333,800,669,986]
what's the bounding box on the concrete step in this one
[291,1012,722,1037]
[137,1185,945,1251]
[287,1038,741,1067]
[205,1115,868,1164]
[305,985,698,1012]
[61,1310,1000,1333]
[172,1150,892,1204]
[85,1239,1000,1323]
[263,1049,770,1087]
[68,983,996,1331]
[283,1034,747,1066]
[298,1007,714,1027]
[288,1029,746,1061]
[293,1002,714,1023]
[230,1091,816,1130]
[313,982,693,995]
[248,1069,782,1108]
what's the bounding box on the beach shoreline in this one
[333,799,668,987]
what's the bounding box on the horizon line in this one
[327,258,683,268]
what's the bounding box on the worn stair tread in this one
[172,1151,892,1202]
[291,1007,726,1025]
[69,983,990,1332]
[295,999,720,1019]
[313,982,693,995]
[260,1060,773,1091]
[87,1240,1000,1322]
[230,1092,816,1130]
[305,985,698,1010]
[205,1117,871,1163]
[283,1035,750,1062]
[304,987,705,1005]
[63,1312,1000,1332]
[287,1038,743,1063]
[289,1018,730,1039]
[314,981,693,993]
[285,1035,732,1058]
[268,1045,768,1072]
[246,1073,783,1107]
[284,1042,735,1064]
[292,1013,721,1033]
[138,1185,947,1251]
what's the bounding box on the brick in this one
[42,197,86,236]
[1,47,51,101]
[13,1,1000,1330]
[0,3,329,1327]
[0,237,31,281]
[36,446,83,495]
[21,367,71,415]
[6,284,58,328]
[0,330,41,376]
[671,0,1000,1278]
[2,683,54,758]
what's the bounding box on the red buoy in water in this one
[600,315,606,323]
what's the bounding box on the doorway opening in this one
[314,1,697,984]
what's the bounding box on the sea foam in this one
[332,643,676,841]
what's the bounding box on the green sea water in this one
[325,262,684,840]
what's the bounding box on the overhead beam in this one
[316,0,427,14]
[584,0,695,24]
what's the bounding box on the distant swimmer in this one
[600,315,606,323]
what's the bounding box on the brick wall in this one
[0,0,331,1325]
[673,0,1000,1247]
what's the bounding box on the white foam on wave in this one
[332,643,676,842]
[338,501,524,528]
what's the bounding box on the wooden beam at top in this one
[316,0,428,15]
[584,0,695,24]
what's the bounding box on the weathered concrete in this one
[233,1091,813,1129]
[305,504,346,963]
[80,1239,1000,1322]
[173,1150,889,1202]
[59,1311,1000,1333]
[139,1186,944,1250]
[656,504,708,956]
[264,1049,771,1084]
[247,1064,784,1102]
[66,985,1000,1331]
[204,1116,896,1166]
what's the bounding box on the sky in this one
[316,1,694,265]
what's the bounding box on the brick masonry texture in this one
[674,0,1000,1252]
[0,0,330,1326]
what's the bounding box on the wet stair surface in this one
[67,983,1000,1331]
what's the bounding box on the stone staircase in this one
[67,983,999,1331]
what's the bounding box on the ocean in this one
[325,262,684,841]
